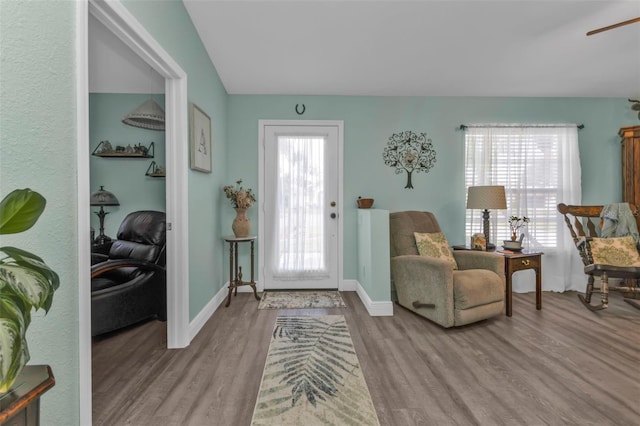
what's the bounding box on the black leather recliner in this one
[91,210,167,336]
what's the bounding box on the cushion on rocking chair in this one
[590,236,640,267]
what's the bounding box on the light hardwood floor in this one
[93,291,640,425]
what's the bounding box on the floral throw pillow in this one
[590,236,640,267]
[414,232,458,270]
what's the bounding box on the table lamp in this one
[466,185,507,249]
[90,186,120,244]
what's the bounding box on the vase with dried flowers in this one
[223,180,256,237]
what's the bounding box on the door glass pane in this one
[273,135,327,279]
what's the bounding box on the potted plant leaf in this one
[0,189,59,393]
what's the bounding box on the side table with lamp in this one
[463,186,543,316]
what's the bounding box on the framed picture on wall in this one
[190,103,212,173]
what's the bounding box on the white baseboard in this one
[341,279,357,292]
[189,285,228,340]
[354,281,394,316]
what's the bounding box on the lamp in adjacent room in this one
[90,186,120,244]
[466,185,507,249]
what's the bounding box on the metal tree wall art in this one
[383,130,437,189]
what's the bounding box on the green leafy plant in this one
[0,189,59,393]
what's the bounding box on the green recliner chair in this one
[390,211,505,327]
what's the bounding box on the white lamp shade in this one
[466,185,507,210]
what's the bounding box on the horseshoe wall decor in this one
[295,104,306,115]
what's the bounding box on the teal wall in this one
[89,93,166,238]
[123,0,229,319]
[228,96,638,279]
[2,0,230,423]
[0,2,79,425]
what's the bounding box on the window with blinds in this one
[464,125,580,250]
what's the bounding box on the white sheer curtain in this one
[272,135,328,280]
[465,124,584,292]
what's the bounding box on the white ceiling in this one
[89,1,640,98]
[89,14,164,94]
[183,0,640,97]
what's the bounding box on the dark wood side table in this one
[0,365,55,426]
[223,236,261,307]
[453,246,543,317]
[500,250,543,317]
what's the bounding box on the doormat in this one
[251,316,380,425]
[257,290,346,310]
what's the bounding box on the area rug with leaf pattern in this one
[257,290,346,310]
[251,316,380,425]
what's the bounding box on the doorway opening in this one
[79,1,190,423]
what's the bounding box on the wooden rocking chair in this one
[557,203,640,311]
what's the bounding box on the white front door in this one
[259,121,342,290]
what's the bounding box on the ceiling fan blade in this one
[587,17,640,36]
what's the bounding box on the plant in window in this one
[508,215,530,241]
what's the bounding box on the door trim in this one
[258,120,344,292]
[76,4,91,424]
[80,1,191,423]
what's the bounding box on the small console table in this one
[0,365,55,426]
[223,236,261,307]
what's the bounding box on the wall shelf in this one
[145,161,165,178]
[92,140,154,158]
